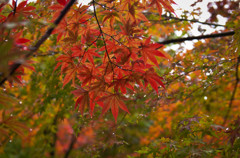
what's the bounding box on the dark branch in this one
[0,0,76,86]
[143,13,225,27]
[158,31,235,45]
[160,15,226,27]
[13,0,17,16]
[49,114,59,157]
[64,134,77,158]
[222,55,240,125]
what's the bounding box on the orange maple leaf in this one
[149,0,175,16]
[140,36,165,67]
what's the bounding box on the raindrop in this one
[180,72,185,75]
[134,84,139,88]
[204,96,207,100]
[170,70,174,75]
[19,101,22,104]
[206,72,210,76]
[9,140,12,143]
[186,76,191,80]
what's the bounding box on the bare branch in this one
[158,31,235,46]
[160,15,226,27]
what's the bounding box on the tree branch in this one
[0,0,76,86]
[64,134,77,158]
[13,0,17,16]
[160,15,226,27]
[158,31,235,45]
[222,55,240,125]
[49,113,59,157]
[143,13,225,27]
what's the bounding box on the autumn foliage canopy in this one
[0,0,240,157]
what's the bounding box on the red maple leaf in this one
[72,86,94,116]
[143,67,165,94]
[77,64,99,87]
[57,0,70,6]
[98,93,130,122]
[8,0,37,19]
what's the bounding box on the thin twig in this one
[103,32,129,49]
[93,0,113,69]
[0,0,76,86]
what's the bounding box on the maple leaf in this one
[8,0,37,19]
[0,111,28,137]
[120,0,148,22]
[102,10,119,27]
[111,77,134,94]
[57,0,70,6]
[6,60,35,86]
[120,17,142,37]
[81,28,100,45]
[55,52,79,87]
[62,30,78,43]
[69,5,92,31]
[98,93,130,122]
[55,53,73,72]
[77,64,99,87]
[149,0,175,17]
[72,47,100,64]
[62,65,79,87]
[72,86,94,116]
[143,67,165,94]
[139,36,166,67]
[89,78,108,100]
